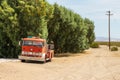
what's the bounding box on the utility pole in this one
[106,11,113,50]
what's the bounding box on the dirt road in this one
[0,45,120,80]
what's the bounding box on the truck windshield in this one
[22,40,43,47]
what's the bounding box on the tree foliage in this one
[47,4,95,53]
[0,0,53,58]
[0,0,19,58]
[0,1,95,58]
[16,0,53,39]
[84,18,95,45]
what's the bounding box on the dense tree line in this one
[0,0,95,58]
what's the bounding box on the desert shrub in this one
[90,42,99,48]
[111,46,118,51]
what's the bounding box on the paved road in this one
[0,46,120,80]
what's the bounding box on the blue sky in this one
[47,0,120,38]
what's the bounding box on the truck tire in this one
[49,53,52,62]
[21,60,25,62]
[49,58,52,62]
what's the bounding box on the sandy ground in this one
[0,59,19,63]
[0,45,120,80]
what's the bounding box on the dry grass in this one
[96,41,120,47]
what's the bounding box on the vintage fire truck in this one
[18,36,54,63]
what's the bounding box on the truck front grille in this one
[22,51,42,57]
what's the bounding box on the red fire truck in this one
[18,37,54,63]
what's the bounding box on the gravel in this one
[0,46,120,80]
[0,58,19,63]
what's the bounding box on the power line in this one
[106,11,113,50]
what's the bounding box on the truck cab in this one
[19,37,54,63]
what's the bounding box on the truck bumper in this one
[18,56,45,61]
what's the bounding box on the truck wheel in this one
[49,58,52,62]
[21,60,25,62]
[49,54,52,62]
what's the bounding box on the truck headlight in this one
[41,53,45,58]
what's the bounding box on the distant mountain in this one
[95,37,120,41]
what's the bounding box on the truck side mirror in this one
[19,41,22,46]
